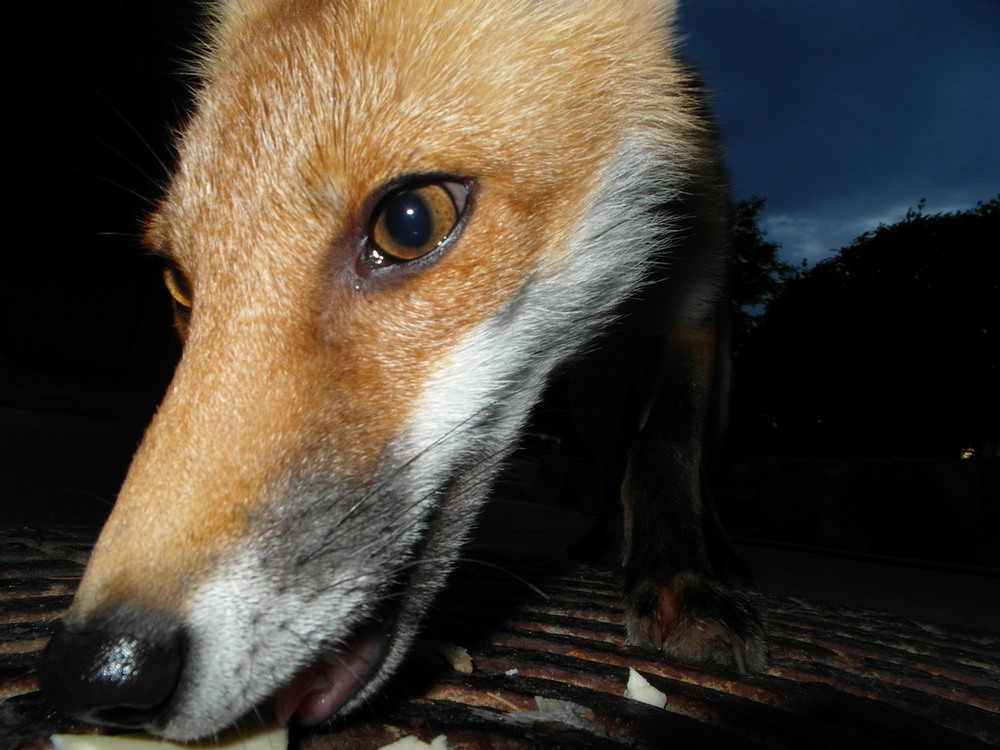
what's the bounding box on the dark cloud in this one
[678,0,1000,262]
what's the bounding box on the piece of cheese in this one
[51,727,287,750]
[429,641,473,674]
[376,735,449,750]
[623,667,668,708]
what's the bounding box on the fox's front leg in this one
[622,321,767,673]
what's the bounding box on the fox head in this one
[41,0,712,738]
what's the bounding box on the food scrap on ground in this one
[623,667,668,708]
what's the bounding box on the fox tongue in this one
[271,632,386,727]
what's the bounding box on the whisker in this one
[66,166,156,207]
[92,230,145,240]
[447,556,550,600]
[59,64,174,180]
[57,115,166,191]
[302,402,513,564]
[340,440,512,564]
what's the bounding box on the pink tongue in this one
[271,632,386,727]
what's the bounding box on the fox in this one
[39,0,767,740]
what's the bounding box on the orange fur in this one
[73,0,703,617]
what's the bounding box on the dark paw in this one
[625,571,768,673]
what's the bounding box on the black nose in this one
[38,608,186,730]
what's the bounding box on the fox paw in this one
[625,571,768,674]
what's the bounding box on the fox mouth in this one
[257,488,438,731]
[270,624,390,727]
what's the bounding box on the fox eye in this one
[369,182,465,262]
[163,265,193,308]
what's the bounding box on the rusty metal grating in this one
[2,526,998,749]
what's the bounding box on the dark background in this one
[3,2,196,523]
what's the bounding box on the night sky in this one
[679,0,1000,265]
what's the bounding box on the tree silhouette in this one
[731,197,999,457]
[728,197,799,352]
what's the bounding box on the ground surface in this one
[1,522,998,750]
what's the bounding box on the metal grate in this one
[2,526,998,749]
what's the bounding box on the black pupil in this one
[384,190,432,249]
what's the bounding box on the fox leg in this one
[621,321,768,673]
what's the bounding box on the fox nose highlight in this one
[39,610,186,730]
